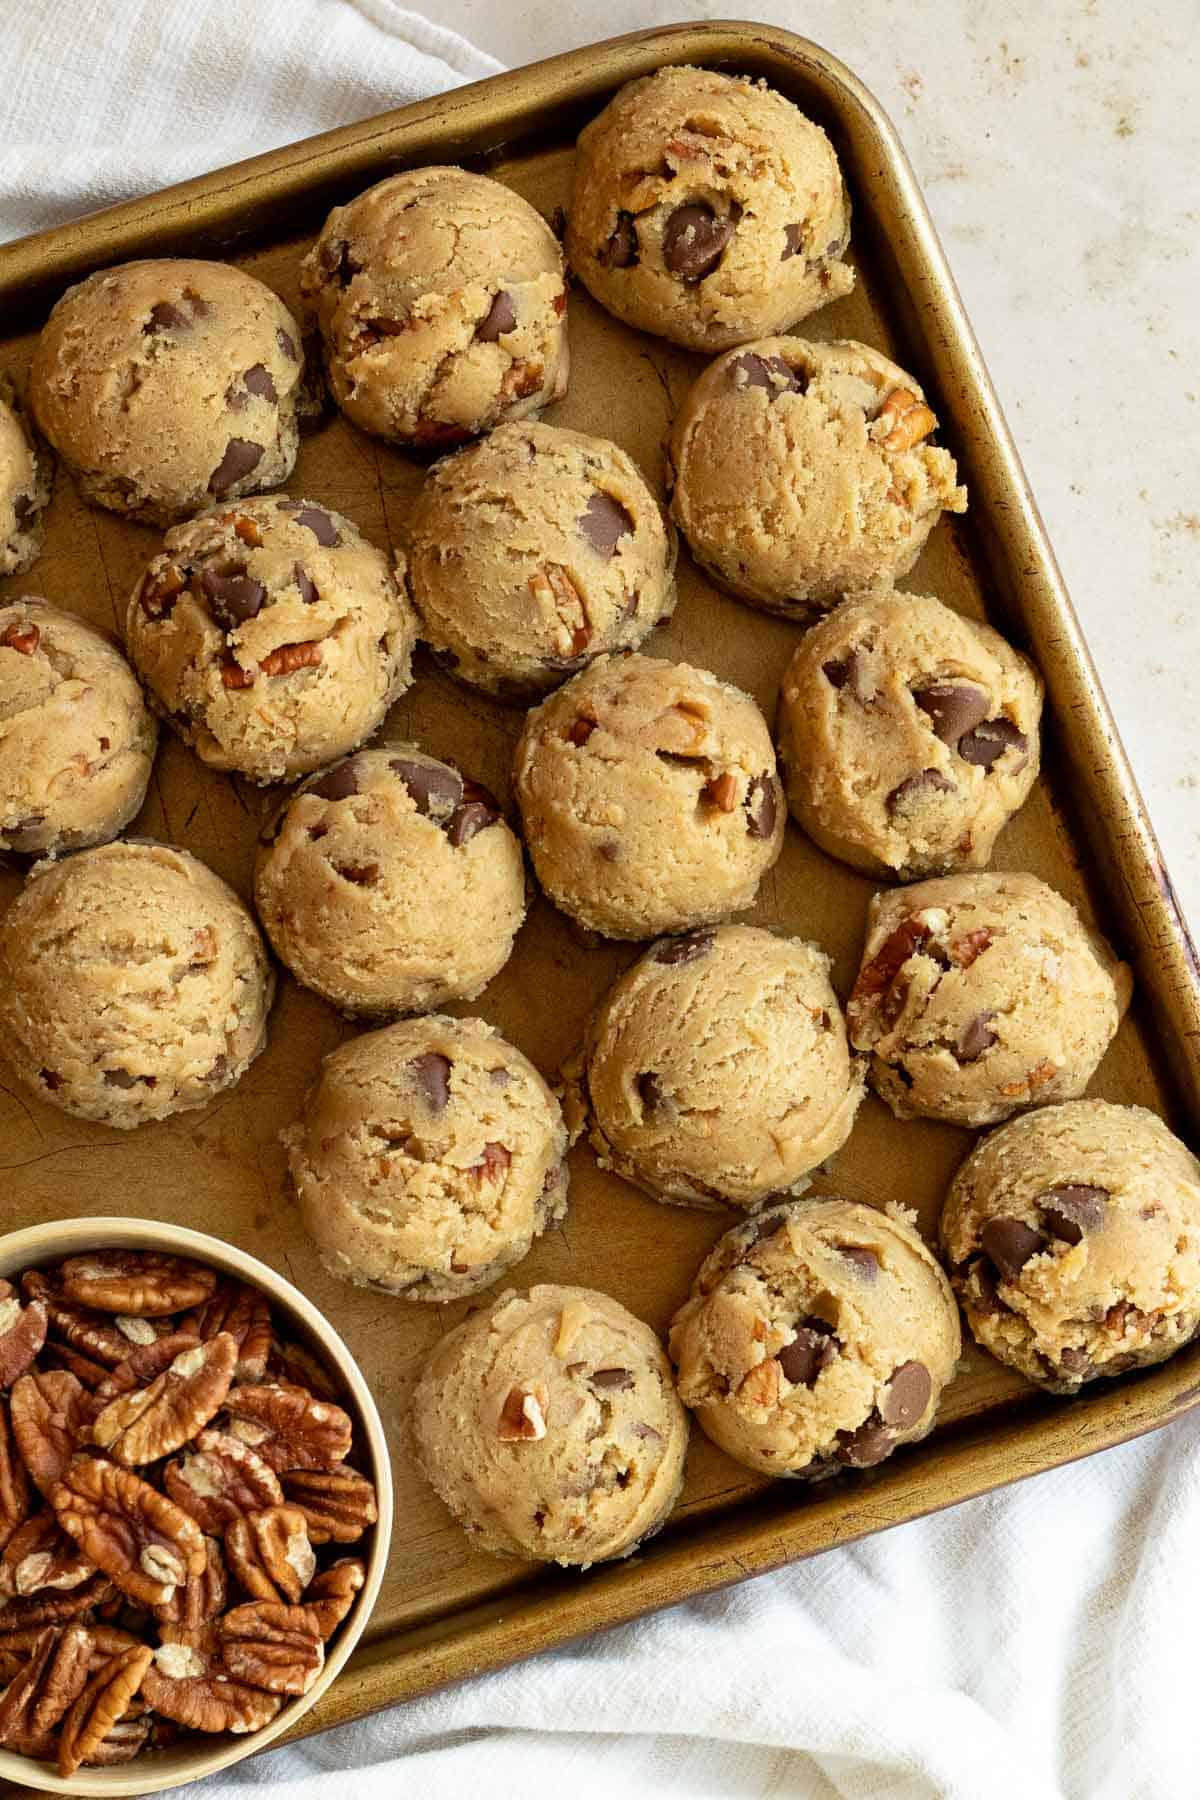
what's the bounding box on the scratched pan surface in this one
[2,20,1200,1754]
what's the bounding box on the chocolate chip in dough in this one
[409,1052,452,1113]
[476,291,516,341]
[1039,1184,1108,1245]
[956,1010,998,1064]
[662,202,735,281]
[887,769,956,814]
[980,1217,1045,1280]
[912,683,991,745]
[745,773,777,839]
[580,493,633,557]
[208,439,263,496]
[958,718,1028,768]
[603,213,639,268]
[879,1360,931,1428]
[308,760,361,803]
[655,930,715,966]
[389,758,464,818]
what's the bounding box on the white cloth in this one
[3,6,1198,1798]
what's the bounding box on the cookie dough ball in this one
[565,925,864,1210]
[29,260,307,524]
[669,338,967,617]
[514,653,784,940]
[777,589,1043,877]
[0,841,274,1129]
[256,745,525,1017]
[670,1199,960,1478]
[943,1101,1200,1393]
[285,1017,568,1301]
[300,167,568,449]
[405,422,676,701]
[0,381,52,575]
[410,1283,688,1561]
[0,598,156,855]
[567,66,852,353]
[125,496,414,784]
[847,872,1132,1127]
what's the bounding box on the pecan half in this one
[142,1638,283,1734]
[259,639,322,677]
[11,1370,94,1498]
[94,1330,203,1402]
[40,1342,111,1389]
[75,1712,152,1766]
[179,1281,271,1381]
[265,1338,339,1401]
[222,1383,353,1472]
[21,1272,132,1367]
[874,387,937,453]
[219,1601,325,1696]
[154,1534,226,1629]
[58,1251,217,1317]
[0,1289,48,1389]
[0,1398,31,1548]
[301,1558,366,1639]
[52,1458,206,1609]
[164,1428,284,1532]
[0,1571,113,1631]
[280,1467,378,1544]
[57,1642,153,1778]
[0,1510,95,1597]
[0,1624,91,1751]
[224,1505,315,1603]
[90,1332,237,1466]
[0,621,40,657]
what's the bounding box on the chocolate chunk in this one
[277,329,298,361]
[886,769,956,813]
[1059,1347,1092,1375]
[204,1055,229,1085]
[291,506,340,547]
[980,1217,1045,1281]
[309,760,360,802]
[781,222,806,261]
[409,1052,451,1113]
[958,717,1028,768]
[199,568,266,629]
[655,930,715,966]
[322,240,361,286]
[476,291,516,341]
[834,1415,894,1468]
[567,717,596,747]
[39,1068,62,1090]
[970,1259,1006,1315]
[912,682,991,745]
[580,492,633,556]
[335,861,380,886]
[241,364,277,403]
[839,1247,879,1281]
[143,301,188,334]
[12,493,34,523]
[447,781,502,847]
[745,774,777,839]
[879,1360,931,1428]
[662,201,735,281]
[591,1368,634,1391]
[489,1067,511,1087]
[208,438,263,496]
[103,1068,140,1089]
[1039,1184,1108,1245]
[731,353,806,397]
[389,757,463,817]
[293,564,319,604]
[777,1326,836,1387]
[822,654,855,689]
[957,1010,998,1063]
[636,1071,664,1110]
[603,212,639,268]
[749,1211,787,1244]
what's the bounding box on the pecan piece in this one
[75,1712,152,1766]
[52,1458,206,1609]
[22,1271,141,1367]
[142,1639,282,1733]
[58,1251,216,1317]
[154,1534,226,1629]
[221,655,256,689]
[497,1384,548,1441]
[266,1338,339,1401]
[738,1359,781,1409]
[11,1370,94,1498]
[164,1428,283,1532]
[222,1383,353,1472]
[179,1281,272,1381]
[57,1642,153,1778]
[280,1467,378,1544]
[259,639,322,677]
[90,1332,237,1466]
[41,1342,111,1389]
[301,1558,366,1638]
[0,1571,113,1632]
[0,1510,95,1597]
[224,1504,315,1603]
[874,387,937,453]
[0,621,40,656]
[0,1287,48,1388]
[0,1625,91,1753]
[219,1601,325,1696]
[93,1329,203,1402]
[0,1398,31,1549]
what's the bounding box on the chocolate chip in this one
[1059,1347,1092,1375]
[957,1010,998,1063]
[980,1217,1045,1281]
[749,1211,787,1244]
[476,291,516,341]
[489,1067,511,1087]
[580,492,633,557]
[969,1259,1006,1315]
[886,769,956,814]
[745,774,777,839]
[204,1055,229,1085]
[912,682,991,745]
[199,568,265,630]
[409,1052,451,1113]
[834,1416,894,1468]
[879,1360,931,1428]
[567,717,596,747]
[143,301,188,334]
[662,201,735,281]
[655,930,715,965]
[633,1422,662,1443]
[103,1069,140,1089]
[277,329,298,361]
[389,757,463,818]
[777,1326,836,1387]
[447,781,502,847]
[636,1071,664,1110]
[291,507,339,547]
[730,353,806,397]
[39,1069,61,1090]
[1039,1184,1108,1245]
[322,240,361,286]
[208,438,263,496]
[12,493,34,523]
[839,1247,879,1281]
[958,718,1028,768]
[309,760,360,802]
[822,654,855,689]
[781,222,806,261]
[603,212,638,267]
[293,564,319,604]
[241,364,277,403]
[591,1368,634,1391]
[335,861,380,886]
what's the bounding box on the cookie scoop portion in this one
[669,1199,960,1478]
[410,1283,687,1560]
[0,379,51,576]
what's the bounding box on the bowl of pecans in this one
[0,1218,392,1794]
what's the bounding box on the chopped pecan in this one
[164,1427,283,1532]
[0,1290,47,1388]
[949,927,993,968]
[219,1600,325,1696]
[502,359,544,401]
[90,1332,237,1466]
[702,771,738,812]
[224,1505,315,1603]
[221,655,256,689]
[280,1468,378,1544]
[57,1642,153,1778]
[265,1338,339,1401]
[874,387,937,453]
[497,1384,548,1442]
[0,1509,95,1597]
[848,916,931,1021]
[179,1281,272,1381]
[22,1271,136,1367]
[738,1359,781,1409]
[154,1533,226,1629]
[222,1383,353,1472]
[472,1142,512,1185]
[0,621,40,656]
[301,1558,366,1639]
[11,1370,94,1498]
[139,562,186,620]
[52,1458,206,1609]
[58,1251,216,1317]
[142,1638,283,1734]
[259,639,322,677]
[0,1399,31,1549]
[94,1330,203,1402]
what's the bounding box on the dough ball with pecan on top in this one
[670,1198,960,1478]
[405,421,676,701]
[567,65,852,352]
[777,588,1043,877]
[285,1017,569,1301]
[29,259,309,524]
[410,1283,687,1559]
[0,378,52,575]
[847,871,1131,1128]
[0,841,273,1129]
[300,167,568,449]
[514,652,784,940]
[669,337,967,617]
[125,496,414,784]
[256,745,525,1018]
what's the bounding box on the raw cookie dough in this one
[299,167,568,448]
[669,1198,960,1477]
[0,841,274,1129]
[410,1283,688,1561]
[846,871,1132,1127]
[405,421,676,701]
[0,597,157,855]
[125,495,415,784]
[256,744,526,1017]
[564,924,864,1210]
[668,337,967,616]
[513,652,785,940]
[0,380,52,575]
[29,259,308,524]
[776,589,1043,877]
[284,1015,568,1301]
[567,65,853,353]
[942,1100,1200,1393]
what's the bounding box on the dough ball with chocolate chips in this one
[567,65,852,353]
[256,744,526,1017]
[563,924,864,1210]
[405,421,676,701]
[942,1100,1200,1393]
[514,653,784,940]
[29,259,308,525]
[285,1017,569,1301]
[410,1282,688,1559]
[299,167,568,449]
[0,379,52,575]
[777,589,1043,877]
[669,1198,960,1478]
[669,338,967,617]
[0,598,157,856]
[0,841,274,1129]
[125,495,415,784]
[847,871,1132,1128]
